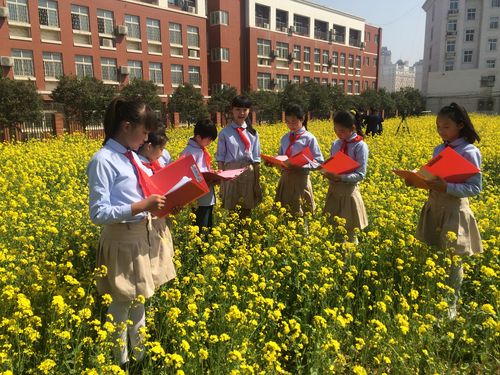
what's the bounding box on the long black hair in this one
[285,104,308,130]
[437,103,480,143]
[103,97,158,145]
[232,95,257,135]
[333,110,364,137]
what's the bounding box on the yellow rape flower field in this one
[0,115,499,374]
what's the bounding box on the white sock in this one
[128,302,146,361]
[107,300,131,365]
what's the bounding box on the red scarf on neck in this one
[236,127,251,152]
[285,132,302,157]
[340,135,363,154]
[124,151,152,196]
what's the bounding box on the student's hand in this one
[427,176,447,192]
[322,171,341,182]
[143,194,167,212]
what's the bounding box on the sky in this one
[315,0,426,65]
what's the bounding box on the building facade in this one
[378,46,417,92]
[0,0,382,101]
[422,0,500,113]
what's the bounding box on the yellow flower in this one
[38,359,56,374]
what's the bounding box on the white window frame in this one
[257,72,271,90]
[146,18,161,42]
[149,62,163,84]
[97,9,114,35]
[465,29,474,42]
[38,0,59,27]
[125,14,141,39]
[12,49,34,77]
[188,66,200,86]
[486,59,496,68]
[467,8,476,20]
[171,64,183,86]
[7,0,29,23]
[276,74,288,89]
[43,51,63,79]
[101,57,117,81]
[169,22,182,45]
[463,50,473,63]
[276,42,289,59]
[488,38,497,51]
[187,25,199,48]
[75,55,93,77]
[211,48,229,62]
[490,16,499,29]
[257,38,271,57]
[210,10,229,25]
[128,60,143,80]
[71,5,90,32]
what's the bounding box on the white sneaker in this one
[448,304,457,320]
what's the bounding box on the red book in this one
[261,147,314,169]
[148,154,209,217]
[321,152,360,175]
[421,146,480,182]
[202,167,248,183]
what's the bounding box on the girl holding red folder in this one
[215,95,262,216]
[323,110,369,243]
[87,98,176,369]
[413,103,482,319]
[275,104,324,215]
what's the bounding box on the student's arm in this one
[340,143,368,183]
[215,131,226,170]
[442,148,482,197]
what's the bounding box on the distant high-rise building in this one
[413,59,424,92]
[422,0,500,113]
[378,46,416,92]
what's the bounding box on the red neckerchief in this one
[124,151,152,196]
[340,135,363,154]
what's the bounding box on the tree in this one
[302,81,331,119]
[120,78,162,111]
[167,83,208,125]
[0,78,43,135]
[246,90,280,123]
[51,75,116,130]
[279,83,308,112]
[207,86,237,116]
[399,87,425,114]
[328,85,353,113]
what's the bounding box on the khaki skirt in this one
[275,169,315,215]
[416,190,482,256]
[220,161,261,210]
[323,182,368,231]
[96,216,176,302]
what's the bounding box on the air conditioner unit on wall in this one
[263,22,269,29]
[288,26,294,36]
[0,6,9,18]
[120,66,130,75]
[101,38,114,48]
[187,6,196,13]
[0,56,14,67]
[116,25,128,35]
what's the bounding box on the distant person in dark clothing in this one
[365,110,383,136]
[351,109,364,135]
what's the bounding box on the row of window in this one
[447,16,499,32]
[444,53,496,71]
[446,37,497,52]
[10,49,201,86]
[8,1,200,48]
[256,72,374,93]
[256,39,376,67]
[450,0,500,9]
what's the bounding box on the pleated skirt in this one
[323,181,368,231]
[416,190,482,256]
[96,217,176,302]
[275,169,315,215]
[220,161,261,210]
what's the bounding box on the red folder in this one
[148,154,209,217]
[261,147,314,169]
[321,152,360,175]
[392,170,431,189]
[202,167,247,183]
[420,146,480,182]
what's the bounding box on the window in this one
[303,47,310,62]
[463,50,473,63]
[210,10,228,25]
[340,53,346,67]
[488,38,497,51]
[348,54,354,68]
[75,55,93,77]
[149,62,163,84]
[276,74,288,90]
[446,40,456,52]
[276,42,289,59]
[12,49,34,77]
[125,15,141,39]
[293,45,301,60]
[480,75,495,87]
[332,51,338,66]
[493,0,500,7]
[188,66,200,86]
[171,64,183,85]
[187,26,199,48]
[364,56,370,66]
[292,75,300,84]
[354,81,360,94]
[467,8,476,20]
[322,50,329,65]
[447,20,457,32]
[101,57,117,81]
[257,39,271,57]
[347,80,353,93]
[147,19,161,42]
[257,72,271,90]
[321,78,328,86]
[465,29,474,42]
[313,48,320,64]
[7,0,29,23]
[211,48,229,62]
[449,0,458,10]
[38,0,59,27]
[128,60,142,80]
[169,23,182,45]
[490,16,499,29]
[71,5,89,31]
[486,59,496,68]
[43,51,62,78]
[97,9,114,35]
[355,56,361,69]
[445,61,454,71]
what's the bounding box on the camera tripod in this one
[395,117,410,135]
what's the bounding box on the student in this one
[86,97,176,369]
[158,147,171,167]
[323,110,369,242]
[180,119,218,231]
[275,104,324,215]
[365,109,383,136]
[215,95,261,217]
[137,127,168,173]
[413,103,482,319]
